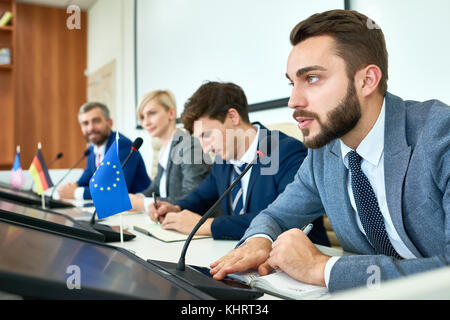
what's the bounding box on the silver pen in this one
[302,223,313,236]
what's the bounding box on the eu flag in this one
[89,140,132,219]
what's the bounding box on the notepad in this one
[133,221,210,242]
[228,270,329,300]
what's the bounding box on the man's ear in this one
[108,118,113,129]
[356,64,382,97]
[227,107,241,126]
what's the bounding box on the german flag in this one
[29,148,54,195]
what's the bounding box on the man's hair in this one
[78,102,110,121]
[181,81,250,133]
[137,89,177,122]
[290,9,388,95]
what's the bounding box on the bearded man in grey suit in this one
[210,9,450,292]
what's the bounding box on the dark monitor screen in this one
[0,183,73,209]
[0,219,212,300]
[0,200,104,242]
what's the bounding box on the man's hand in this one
[209,237,273,280]
[161,210,212,236]
[266,228,330,286]
[58,182,78,199]
[147,200,181,223]
[129,194,145,211]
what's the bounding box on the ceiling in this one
[16,0,97,11]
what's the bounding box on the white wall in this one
[87,0,154,175]
[352,0,450,104]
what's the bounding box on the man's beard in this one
[84,128,110,146]
[293,81,361,149]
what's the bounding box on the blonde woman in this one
[129,90,211,212]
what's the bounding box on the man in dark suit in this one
[58,102,151,200]
[148,81,329,245]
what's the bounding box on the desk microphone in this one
[176,150,265,271]
[145,149,267,299]
[47,152,63,168]
[50,149,91,200]
[85,138,143,242]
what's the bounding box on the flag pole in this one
[116,132,124,244]
[38,142,46,209]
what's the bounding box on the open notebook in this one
[228,270,329,300]
[133,219,210,242]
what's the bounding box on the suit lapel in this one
[244,124,269,211]
[383,93,422,257]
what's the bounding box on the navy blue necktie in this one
[230,164,246,215]
[348,151,402,259]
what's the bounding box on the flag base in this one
[77,221,136,242]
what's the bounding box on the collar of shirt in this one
[93,143,107,160]
[229,124,260,167]
[340,98,386,169]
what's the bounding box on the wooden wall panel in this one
[14,3,87,170]
[0,0,15,169]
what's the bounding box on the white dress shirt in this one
[74,143,106,200]
[324,99,416,286]
[143,140,173,212]
[228,124,260,208]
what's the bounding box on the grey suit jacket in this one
[240,92,450,292]
[143,128,211,203]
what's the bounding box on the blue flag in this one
[89,140,132,219]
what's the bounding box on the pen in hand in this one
[301,223,313,236]
[152,192,161,224]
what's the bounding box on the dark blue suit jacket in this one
[77,131,151,199]
[176,123,329,246]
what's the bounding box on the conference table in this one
[56,206,346,300]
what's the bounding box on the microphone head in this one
[84,148,91,157]
[56,152,63,159]
[132,137,144,151]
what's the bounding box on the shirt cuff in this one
[74,187,85,200]
[324,256,340,288]
[143,197,153,213]
[241,234,274,247]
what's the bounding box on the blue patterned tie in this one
[230,164,246,215]
[348,151,402,259]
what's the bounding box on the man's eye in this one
[307,75,319,84]
[288,82,294,87]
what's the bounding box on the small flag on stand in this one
[89,139,131,220]
[28,142,54,195]
[10,146,25,190]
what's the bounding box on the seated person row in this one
[129,89,211,209]
[58,102,151,200]
[147,81,330,245]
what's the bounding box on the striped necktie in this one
[348,151,402,259]
[230,163,246,215]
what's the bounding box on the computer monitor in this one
[0,219,213,300]
[0,183,73,209]
[0,199,104,242]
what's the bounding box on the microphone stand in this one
[177,151,263,271]
[49,150,89,201]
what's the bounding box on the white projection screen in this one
[135,0,344,117]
